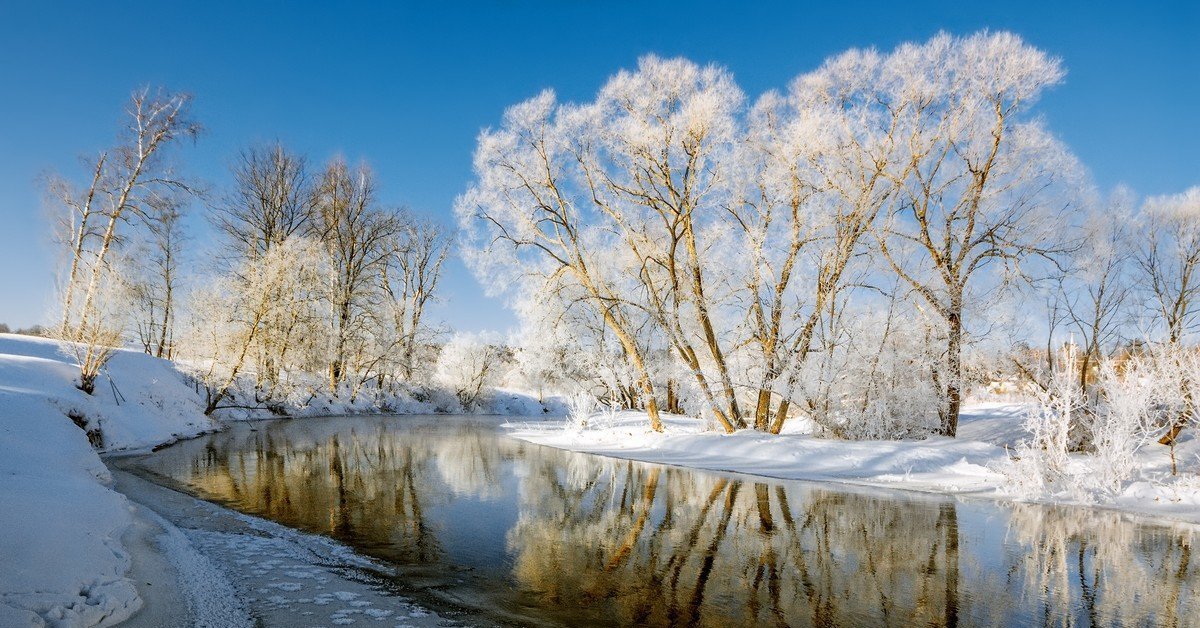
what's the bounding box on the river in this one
[121,415,1199,627]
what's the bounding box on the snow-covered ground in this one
[504,402,1200,524]
[0,334,217,627]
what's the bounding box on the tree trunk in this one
[753,389,772,431]
[942,310,963,437]
[768,398,791,435]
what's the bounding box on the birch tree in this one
[131,194,187,358]
[52,87,199,393]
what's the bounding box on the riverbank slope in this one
[0,333,542,626]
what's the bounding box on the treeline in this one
[50,90,453,415]
[457,29,1200,460]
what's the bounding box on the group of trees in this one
[187,145,450,413]
[46,31,1200,470]
[51,90,451,414]
[458,30,1199,452]
[459,32,1078,437]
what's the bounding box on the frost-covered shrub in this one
[1089,359,1162,491]
[435,332,504,411]
[799,310,943,440]
[1008,360,1085,495]
[1006,346,1183,498]
[565,392,596,432]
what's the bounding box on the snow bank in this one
[505,404,1200,523]
[0,334,216,627]
[0,333,558,627]
[506,410,1008,493]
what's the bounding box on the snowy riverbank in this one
[0,334,216,627]
[4,328,1200,626]
[504,404,1200,525]
[0,333,541,627]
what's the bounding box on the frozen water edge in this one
[107,466,454,628]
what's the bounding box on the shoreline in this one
[503,412,1200,528]
[104,459,453,628]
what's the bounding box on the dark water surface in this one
[127,415,1199,627]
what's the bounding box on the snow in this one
[504,404,1200,524]
[0,334,219,626]
[4,329,1199,627]
[0,332,531,627]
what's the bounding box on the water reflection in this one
[132,416,1199,627]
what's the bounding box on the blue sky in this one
[0,1,1196,333]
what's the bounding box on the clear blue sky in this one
[0,1,1196,332]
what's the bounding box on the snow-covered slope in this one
[0,333,559,627]
[0,334,216,627]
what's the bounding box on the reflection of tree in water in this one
[1004,504,1197,627]
[173,420,517,565]
[507,454,967,627]
[158,422,1200,627]
[507,449,1200,627]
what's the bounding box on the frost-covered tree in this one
[50,87,200,393]
[1138,187,1200,344]
[735,49,907,433]
[1136,187,1200,444]
[183,236,325,415]
[457,88,669,431]
[873,32,1080,436]
[130,194,188,359]
[381,214,449,383]
[462,33,1085,438]
[1058,188,1137,394]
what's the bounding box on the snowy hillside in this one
[0,334,217,626]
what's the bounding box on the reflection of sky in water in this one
[428,466,521,569]
[132,415,1200,627]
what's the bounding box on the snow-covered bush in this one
[1006,346,1184,498]
[564,392,596,432]
[435,332,504,411]
[1008,358,1085,495]
[1089,358,1164,491]
[794,308,943,440]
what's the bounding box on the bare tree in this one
[382,214,449,381]
[209,142,317,389]
[315,158,404,392]
[51,87,199,393]
[211,143,315,263]
[132,195,188,358]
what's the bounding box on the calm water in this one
[127,415,1198,627]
